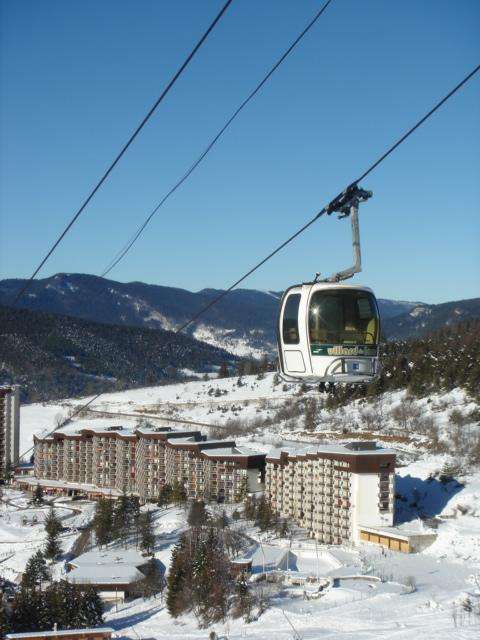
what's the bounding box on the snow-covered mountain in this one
[383,298,480,340]
[1,273,460,357]
[0,274,281,358]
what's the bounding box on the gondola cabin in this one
[278,282,380,383]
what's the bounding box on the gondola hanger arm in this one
[315,185,372,283]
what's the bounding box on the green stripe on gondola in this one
[311,344,377,357]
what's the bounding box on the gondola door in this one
[278,285,311,378]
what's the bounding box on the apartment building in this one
[266,441,395,545]
[0,385,20,476]
[33,423,265,502]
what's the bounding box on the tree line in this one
[166,499,286,628]
[1,550,103,635]
[321,319,480,410]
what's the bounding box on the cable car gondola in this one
[277,185,380,384]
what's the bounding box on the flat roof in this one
[16,477,124,497]
[35,421,202,441]
[6,629,113,639]
[267,441,396,461]
[66,564,145,585]
[69,549,145,567]
[202,445,264,458]
[359,524,437,541]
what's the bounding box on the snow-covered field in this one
[9,374,480,637]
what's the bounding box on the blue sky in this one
[1,0,479,304]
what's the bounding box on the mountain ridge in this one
[1,273,478,356]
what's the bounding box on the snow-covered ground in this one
[101,504,480,640]
[10,374,480,637]
[0,489,96,583]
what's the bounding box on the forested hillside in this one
[382,298,480,340]
[329,319,480,408]
[0,305,236,402]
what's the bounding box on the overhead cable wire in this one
[173,62,480,336]
[10,0,234,307]
[100,0,335,277]
[19,62,480,461]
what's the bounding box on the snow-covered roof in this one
[166,436,198,444]
[6,629,113,639]
[66,548,148,586]
[359,524,437,540]
[136,426,172,435]
[233,544,289,570]
[202,445,264,458]
[69,548,145,567]
[16,477,124,496]
[267,441,396,460]
[66,564,145,586]
[37,420,202,441]
[38,421,136,439]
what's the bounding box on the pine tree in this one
[129,495,141,522]
[78,585,104,627]
[187,501,209,528]
[255,496,275,531]
[218,362,229,379]
[166,536,190,617]
[141,558,165,600]
[10,586,44,632]
[139,510,155,555]
[0,594,11,637]
[157,483,173,508]
[31,484,44,505]
[231,579,254,622]
[44,506,63,561]
[192,528,232,626]
[40,582,65,630]
[3,461,14,485]
[113,491,131,545]
[11,579,104,633]
[304,398,318,432]
[44,530,62,561]
[171,480,187,506]
[93,498,114,547]
[22,550,50,590]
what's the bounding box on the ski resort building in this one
[31,424,265,503]
[65,549,152,603]
[0,385,20,476]
[265,441,396,545]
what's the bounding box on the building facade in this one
[0,385,20,476]
[33,424,265,503]
[266,441,395,545]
